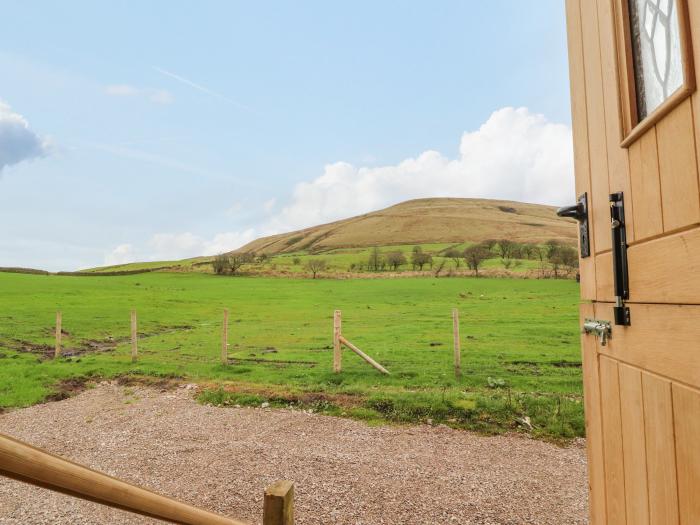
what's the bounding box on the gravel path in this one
[0,383,588,524]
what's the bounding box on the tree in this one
[305,259,327,279]
[533,245,548,278]
[386,251,407,271]
[496,239,517,269]
[463,244,491,277]
[212,253,229,275]
[548,244,578,278]
[292,257,301,265]
[229,252,254,274]
[256,253,269,264]
[412,252,432,271]
[444,248,462,268]
[367,247,383,272]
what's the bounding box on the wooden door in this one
[565,0,700,523]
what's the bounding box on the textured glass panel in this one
[628,0,684,119]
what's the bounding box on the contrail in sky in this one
[154,66,253,112]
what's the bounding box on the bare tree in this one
[386,251,407,271]
[444,248,462,268]
[305,259,327,279]
[463,244,491,277]
[212,253,229,275]
[412,251,432,271]
[367,247,383,272]
[229,252,254,274]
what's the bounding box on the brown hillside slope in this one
[237,198,576,255]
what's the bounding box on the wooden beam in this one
[130,310,138,363]
[54,311,62,359]
[333,310,341,373]
[339,335,389,375]
[263,480,294,525]
[222,308,229,365]
[452,309,461,377]
[0,432,249,525]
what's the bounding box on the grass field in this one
[0,272,583,440]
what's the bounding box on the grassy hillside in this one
[82,198,576,275]
[239,198,576,255]
[0,271,583,440]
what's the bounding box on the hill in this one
[236,198,576,255]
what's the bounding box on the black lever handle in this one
[556,193,590,258]
[557,202,586,221]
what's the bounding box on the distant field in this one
[0,272,583,440]
[82,242,545,277]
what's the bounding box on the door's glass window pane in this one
[628,0,684,119]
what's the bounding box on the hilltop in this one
[78,197,576,275]
[236,198,575,255]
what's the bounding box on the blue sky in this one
[0,1,573,271]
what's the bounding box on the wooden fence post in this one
[131,310,138,363]
[333,310,342,373]
[222,308,229,365]
[452,308,461,377]
[263,480,294,525]
[54,311,62,359]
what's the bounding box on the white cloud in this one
[0,100,50,172]
[104,107,574,262]
[105,84,174,105]
[104,244,136,266]
[267,107,574,232]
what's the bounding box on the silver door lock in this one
[583,319,612,346]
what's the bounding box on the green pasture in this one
[0,272,583,440]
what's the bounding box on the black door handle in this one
[556,193,590,258]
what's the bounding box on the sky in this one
[0,1,574,271]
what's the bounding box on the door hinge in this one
[610,192,631,326]
[583,318,612,346]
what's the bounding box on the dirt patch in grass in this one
[44,377,91,402]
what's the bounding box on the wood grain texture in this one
[642,373,680,524]
[580,303,607,524]
[566,0,597,300]
[595,225,700,304]
[54,311,62,359]
[339,336,389,375]
[333,310,341,373]
[688,0,700,208]
[672,383,700,525]
[599,355,627,525]
[580,0,612,254]
[597,0,635,243]
[263,480,294,525]
[657,99,700,232]
[628,127,663,240]
[618,364,649,525]
[130,310,138,364]
[595,302,700,387]
[0,433,248,525]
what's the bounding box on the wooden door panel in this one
[580,303,607,524]
[595,226,700,304]
[618,364,649,525]
[657,99,700,233]
[642,373,680,524]
[596,0,634,244]
[580,0,612,255]
[672,384,700,524]
[629,127,663,240]
[566,0,597,300]
[599,356,627,525]
[593,303,700,387]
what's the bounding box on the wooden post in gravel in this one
[263,480,294,525]
[333,310,342,373]
[54,311,62,359]
[222,308,229,365]
[452,308,461,377]
[130,310,138,363]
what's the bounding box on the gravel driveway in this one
[0,383,588,524]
